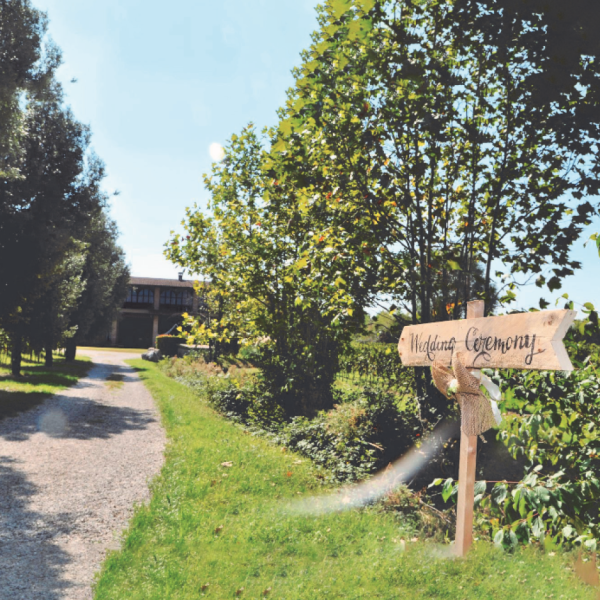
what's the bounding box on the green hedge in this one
[338,342,413,391]
[155,335,184,357]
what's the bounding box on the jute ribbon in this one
[431,352,501,437]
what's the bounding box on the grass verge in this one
[0,355,91,421]
[93,360,598,600]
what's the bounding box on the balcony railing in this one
[123,301,154,309]
[159,302,193,311]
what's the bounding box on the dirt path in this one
[0,350,166,600]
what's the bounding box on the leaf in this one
[562,525,575,539]
[428,478,443,488]
[491,483,508,504]
[442,478,455,502]
[447,260,461,271]
[272,139,287,154]
[296,257,309,270]
[535,486,551,503]
[493,530,504,546]
[279,119,293,137]
[531,516,544,538]
[474,480,487,496]
[357,0,375,12]
[585,538,597,551]
[331,0,351,19]
[347,19,362,40]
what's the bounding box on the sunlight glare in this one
[287,422,457,516]
[209,142,225,162]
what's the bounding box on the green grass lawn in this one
[93,360,598,599]
[0,355,91,420]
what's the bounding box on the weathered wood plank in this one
[398,309,577,371]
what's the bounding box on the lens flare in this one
[39,407,68,437]
[209,142,225,162]
[288,422,458,516]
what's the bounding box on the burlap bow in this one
[431,352,497,437]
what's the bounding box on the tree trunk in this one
[65,338,77,361]
[11,335,22,377]
[45,342,53,367]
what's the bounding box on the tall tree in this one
[0,1,128,373]
[0,0,58,179]
[166,125,369,416]
[65,209,130,361]
[0,90,93,375]
[266,0,599,420]
[26,242,86,366]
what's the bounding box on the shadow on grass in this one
[0,361,92,421]
[0,360,157,443]
[0,456,74,599]
[0,390,54,423]
[0,359,91,422]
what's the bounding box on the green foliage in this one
[155,335,185,357]
[66,202,130,359]
[0,0,56,179]
[166,125,367,416]
[95,360,599,600]
[162,354,419,483]
[165,0,599,422]
[0,13,127,374]
[279,388,420,482]
[431,312,600,550]
[339,342,414,392]
[237,344,261,364]
[270,0,599,328]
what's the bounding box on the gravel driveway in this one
[0,349,166,600]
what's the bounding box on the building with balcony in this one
[111,275,201,348]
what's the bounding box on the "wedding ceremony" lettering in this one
[409,326,543,366]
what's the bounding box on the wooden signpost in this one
[398,301,577,556]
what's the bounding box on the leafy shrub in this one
[160,351,421,483]
[207,385,286,431]
[338,342,414,393]
[209,388,253,421]
[237,344,261,364]
[277,388,420,482]
[155,335,185,357]
[430,336,600,550]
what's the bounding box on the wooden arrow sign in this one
[398,309,577,372]
[398,302,578,558]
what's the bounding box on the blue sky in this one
[35,0,321,274]
[35,0,599,314]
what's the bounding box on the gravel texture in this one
[0,350,166,600]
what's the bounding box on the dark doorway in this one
[118,315,153,348]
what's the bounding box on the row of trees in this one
[0,0,129,375]
[166,0,600,418]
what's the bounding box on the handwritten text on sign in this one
[397,309,576,371]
